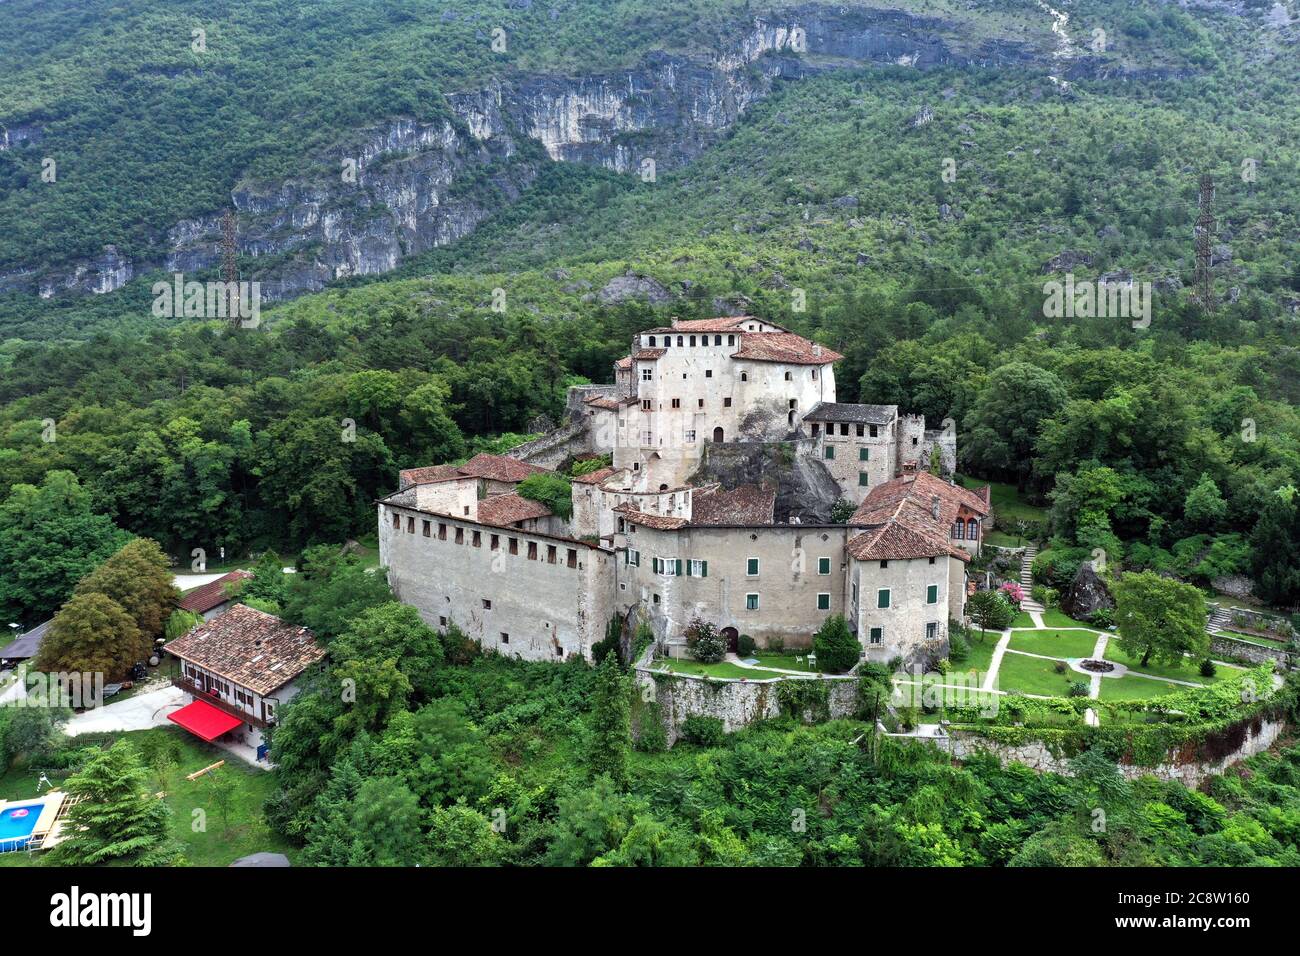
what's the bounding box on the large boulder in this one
[1060,562,1114,621]
[597,273,671,305]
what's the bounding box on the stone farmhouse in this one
[379,316,988,667]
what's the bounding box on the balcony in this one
[171,677,270,728]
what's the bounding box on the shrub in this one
[679,715,725,747]
[948,631,970,663]
[1053,660,1068,674]
[1089,607,1116,629]
[737,634,756,657]
[685,618,725,663]
[1067,681,1090,697]
[1200,659,1218,678]
[812,615,861,673]
[515,472,573,520]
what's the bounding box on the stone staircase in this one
[1207,605,1232,635]
[1019,545,1044,612]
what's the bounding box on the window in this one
[858,472,869,487]
[439,616,447,627]
[877,589,891,609]
[684,429,696,442]
[859,447,869,461]
[689,335,696,346]
[556,645,565,657]
[811,423,820,436]
[724,397,732,407]
[647,336,656,346]
[671,398,681,409]
[952,520,965,540]
[509,537,518,555]
[739,372,747,382]
[641,399,651,411]
[676,336,683,346]
[472,530,481,547]
[439,523,447,540]
[816,556,831,575]
[880,560,889,569]
[455,527,464,544]
[698,398,705,409]
[714,335,722,345]
[482,599,492,610]
[705,369,713,378]
[490,534,500,550]
[928,556,936,565]
[745,593,760,610]
[926,622,939,641]
[967,518,979,538]
[626,548,641,566]
[687,559,708,577]
[406,517,415,533]
[824,446,834,460]
[641,367,652,381]
[640,430,653,445]
[927,584,939,604]
[817,593,831,610]
[655,558,681,577]
[501,632,509,644]
[567,548,578,568]
[422,519,431,537]
[840,423,849,436]
[746,557,760,576]
[391,512,400,528]
[728,335,736,345]
[812,368,818,380]
[856,424,864,437]
[527,541,537,560]
[547,545,557,564]
[912,437,918,446]
[869,627,883,645]
[869,424,878,438]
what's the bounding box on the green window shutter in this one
[824,446,834,460]
[859,448,869,461]
[927,584,938,604]
[685,560,692,577]
[858,472,869,486]
[817,594,830,610]
[653,557,660,574]
[878,589,890,609]
[675,559,683,576]
[818,557,830,575]
[700,561,707,577]
[747,558,759,575]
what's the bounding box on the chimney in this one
[931,495,941,520]
[812,344,822,358]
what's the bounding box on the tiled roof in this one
[803,402,897,425]
[458,453,549,483]
[584,395,622,411]
[167,604,325,696]
[632,348,667,361]
[178,570,254,614]
[572,466,617,485]
[399,464,470,489]
[850,471,990,528]
[731,331,843,365]
[614,355,632,369]
[618,508,689,531]
[668,316,754,332]
[691,484,776,525]
[847,513,966,562]
[477,493,553,526]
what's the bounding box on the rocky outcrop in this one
[597,272,672,305]
[1059,562,1114,621]
[689,439,841,524]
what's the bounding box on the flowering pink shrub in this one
[999,581,1025,606]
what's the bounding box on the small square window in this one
[870,627,883,645]
[824,446,835,460]
[858,472,870,487]
[482,598,492,610]
[817,593,830,610]
[724,397,732,408]
[745,593,760,611]
[705,370,713,378]
[859,447,869,461]
[746,557,760,576]
[877,589,891,609]
[501,632,509,644]
[817,557,831,575]
[927,584,938,605]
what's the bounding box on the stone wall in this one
[1211,634,1291,667]
[633,666,858,746]
[508,417,593,471]
[943,716,1287,787]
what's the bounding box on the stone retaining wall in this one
[1211,634,1291,667]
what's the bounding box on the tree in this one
[74,537,179,639]
[35,591,149,679]
[206,768,238,833]
[1112,570,1208,668]
[684,618,725,663]
[588,652,631,785]
[427,803,506,866]
[516,472,574,520]
[1184,474,1227,530]
[331,602,443,701]
[1250,488,1300,608]
[813,614,861,673]
[964,363,1068,489]
[0,470,131,622]
[967,589,1014,640]
[48,740,177,866]
[349,777,425,866]
[281,546,393,640]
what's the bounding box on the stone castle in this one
[379,316,988,666]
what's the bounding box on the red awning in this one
[168,699,244,741]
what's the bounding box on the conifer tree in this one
[588,652,631,786]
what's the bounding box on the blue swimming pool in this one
[0,804,41,852]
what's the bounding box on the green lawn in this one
[948,636,997,682]
[0,727,294,867]
[750,653,823,673]
[1008,629,1100,659]
[1009,610,1037,629]
[1097,674,1187,702]
[1103,644,1229,685]
[659,658,789,680]
[1041,609,1097,629]
[1218,629,1290,648]
[994,652,1082,697]
[959,476,1048,528]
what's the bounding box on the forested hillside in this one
[1,0,1298,625]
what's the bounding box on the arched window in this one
[689,335,696,346]
[784,371,792,381]
[740,372,748,382]
[712,426,724,443]
[676,336,683,346]
[648,336,656,346]
[952,521,964,540]
[967,518,978,539]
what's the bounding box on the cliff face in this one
[16,5,1059,301]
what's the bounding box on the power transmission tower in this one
[1194,174,1215,313]
[221,209,238,284]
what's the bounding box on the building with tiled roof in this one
[167,604,325,754]
[690,484,776,526]
[477,492,554,529]
[177,569,254,620]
